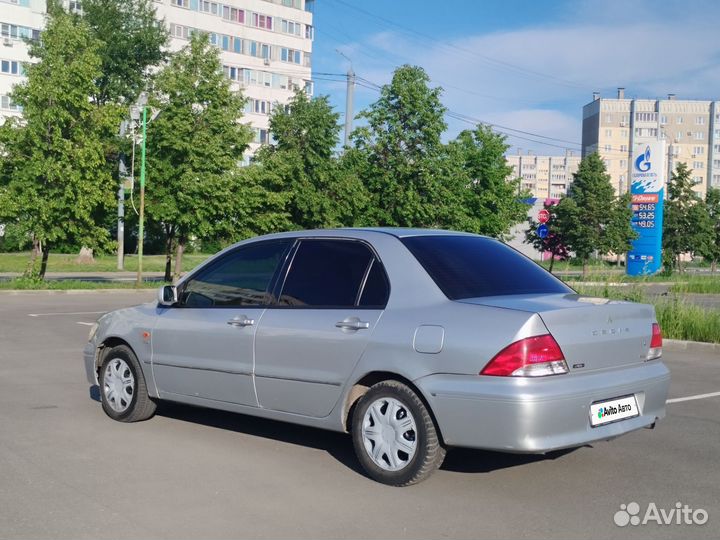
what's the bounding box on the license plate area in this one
[590,394,639,427]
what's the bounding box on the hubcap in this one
[103,358,135,413]
[361,397,417,471]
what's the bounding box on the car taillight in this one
[480,334,569,377]
[647,322,662,360]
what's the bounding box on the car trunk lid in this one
[459,293,655,373]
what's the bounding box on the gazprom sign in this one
[627,141,665,275]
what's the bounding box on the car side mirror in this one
[158,285,178,306]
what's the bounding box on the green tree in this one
[555,153,635,278]
[144,32,253,281]
[349,65,455,228]
[663,163,714,272]
[253,91,367,229]
[451,125,530,238]
[81,0,168,105]
[698,188,720,272]
[0,5,117,279]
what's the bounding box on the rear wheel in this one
[99,345,156,422]
[351,380,445,486]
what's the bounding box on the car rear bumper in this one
[416,360,670,453]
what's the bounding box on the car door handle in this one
[227,316,255,327]
[335,318,370,330]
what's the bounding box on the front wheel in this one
[351,381,446,486]
[99,345,156,422]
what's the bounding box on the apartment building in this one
[0,0,315,157]
[506,151,581,199]
[0,0,43,119]
[582,88,720,196]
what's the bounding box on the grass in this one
[669,277,720,294]
[572,284,720,344]
[0,278,159,290]
[0,252,211,274]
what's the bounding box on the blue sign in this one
[627,142,665,276]
[537,224,549,239]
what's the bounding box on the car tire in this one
[99,345,156,423]
[351,380,446,486]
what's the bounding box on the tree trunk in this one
[24,236,41,278]
[39,245,50,280]
[711,260,717,273]
[582,258,589,280]
[173,240,185,282]
[549,253,555,273]
[163,228,174,283]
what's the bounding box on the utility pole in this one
[337,49,355,148]
[117,120,129,270]
[344,68,355,148]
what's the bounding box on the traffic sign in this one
[537,224,549,239]
[538,209,550,224]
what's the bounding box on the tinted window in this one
[401,235,571,300]
[181,240,291,307]
[279,240,374,307]
[359,260,390,307]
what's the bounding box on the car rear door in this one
[151,239,292,407]
[254,238,390,417]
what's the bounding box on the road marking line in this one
[28,311,106,317]
[76,322,95,326]
[667,391,720,404]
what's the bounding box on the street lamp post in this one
[136,105,148,287]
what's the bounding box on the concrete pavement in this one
[0,292,718,539]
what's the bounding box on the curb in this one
[664,339,720,353]
[0,289,156,295]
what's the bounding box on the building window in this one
[280,47,301,64]
[677,116,684,125]
[171,0,188,7]
[604,144,611,152]
[281,19,301,36]
[693,176,703,184]
[222,6,244,23]
[0,94,21,111]
[252,13,273,30]
[634,127,657,137]
[620,144,628,152]
[693,146,704,155]
[620,159,627,168]
[305,24,314,40]
[0,59,20,75]
[605,114,612,123]
[696,116,705,125]
[635,112,657,122]
[693,161,705,169]
[694,132,704,140]
[660,115,667,125]
[605,129,612,137]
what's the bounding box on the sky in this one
[310,0,720,156]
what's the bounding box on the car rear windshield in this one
[401,235,572,300]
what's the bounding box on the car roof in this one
[251,227,483,240]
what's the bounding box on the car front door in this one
[254,238,390,417]
[151,239,293,407]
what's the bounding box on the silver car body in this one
[84,228,670,453]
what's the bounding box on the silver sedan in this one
[84,229,670,485]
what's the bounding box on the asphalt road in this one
[0,292,718,539]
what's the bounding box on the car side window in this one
[278,239,378,308]
[358,259,390,308]
[180,240,292,308]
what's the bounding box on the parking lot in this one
[1,291,718,539]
